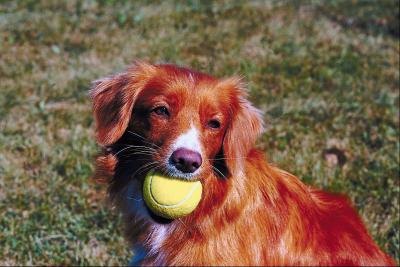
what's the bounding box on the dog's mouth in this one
[164,166,202,181]
[148,162,202,181]
[146,206,174,224]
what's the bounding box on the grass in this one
[0,0,398,265]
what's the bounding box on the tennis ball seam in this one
[148,173,201,208]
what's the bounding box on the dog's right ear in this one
[90,61,157,146]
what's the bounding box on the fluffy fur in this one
[90,61,395,266]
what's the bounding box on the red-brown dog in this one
[90,61,394,266]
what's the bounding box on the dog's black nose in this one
[170,148,202,173]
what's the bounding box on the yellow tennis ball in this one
[143,172,203,219]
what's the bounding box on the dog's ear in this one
[219,77,264,177]
[90,61,156,146]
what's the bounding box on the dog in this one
[90,61,395,266]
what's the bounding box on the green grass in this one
[0,0,399,265]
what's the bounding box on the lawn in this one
[0,0,398,265]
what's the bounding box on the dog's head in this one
[90,61,263,220]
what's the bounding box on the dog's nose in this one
[170,148,202,173]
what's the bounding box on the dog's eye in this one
[152,106,170,117]
[207,119,221,129]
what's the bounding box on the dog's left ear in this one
[219,77,264,177]
[90,61,156,146]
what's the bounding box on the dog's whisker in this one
[122,149,156,155]
[118,144,157,151]
[119,151,155,159]
[126,130,147,141]
[123,152,154,157]
[130,161,159,179]
[134,161,158,173]
[121,152,154,157]
[210,156,249,160]
[135,166,156,177]
[114,146,135,156]
[126,131,161,149]
[114,145,156,156]
[212,165,227,179]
